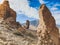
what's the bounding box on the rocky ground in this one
[0,24,60,45]
[0,23,60,45]
[0,18,37,45]
[0,22,38,45]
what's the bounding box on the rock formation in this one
[22,20,30,29]
[37,4,59,45]
[26,20,30,29]
[0,0,38,45]
[0,0,16,20]
[0,0,22,28]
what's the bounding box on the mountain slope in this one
[0,21,37,45]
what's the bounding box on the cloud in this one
[0,0,3,4]
[8,0,60,25]
[8,0,39,19]
[39,0,49,4]
[45,2,60,25]
[53,11,60,14]
[51,8,60,25]
[50,3,60,11]
[53,14,60,25]
[54,3,60,6]
[49,2,60,11]
[50,3,60,14]
[51,7,58,11]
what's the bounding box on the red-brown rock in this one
[0,0,23,29]
[0,0,16,20]
[37,4,59,45]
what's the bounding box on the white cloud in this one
[51,7,58,11]
[53,11,60,14]
[51,10,60,25]
[54,3,60,6]
[47,3,60,25]
[39,0,49,4]
[8,0,39,19]
[53,14,60,25]
[50,3,60,11]
[0,0,3,4]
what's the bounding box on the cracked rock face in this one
[37,4,59,45]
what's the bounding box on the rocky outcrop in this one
[37,4,59,45]
[22,20,30,29]
[4,17,22,28]
[0,0,22,29]
[0,0,32,31]
[0,23,37,45]
[26,20,30,29]
[0,0,16,21]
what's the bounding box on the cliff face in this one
[0,0,16,21]
[37,4,59,45]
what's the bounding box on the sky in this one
[0,0,60,25]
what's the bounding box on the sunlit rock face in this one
[0,0,16,21]
[0,0,22,29]
[37,4,59,45]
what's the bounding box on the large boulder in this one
[37,4,59,45]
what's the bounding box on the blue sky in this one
[0,0,60,25]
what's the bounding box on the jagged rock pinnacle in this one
[37,4,59,45]
[0,0,16,20]
[0,0,16,23]
[0,0,23,30]
[40,4,46,8]
[3,0,9,7]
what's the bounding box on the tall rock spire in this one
[0,0,16,21]
[37,4,59,45]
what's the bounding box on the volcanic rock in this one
[37,4,59,45]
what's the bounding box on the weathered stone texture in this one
[37,4,59,45]
[0,0,22,29]
[0,0,16,20]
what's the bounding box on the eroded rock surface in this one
[0,0,22,29]
[0,0,16,20]
[0,0,38,45]
[37,4,59,45]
